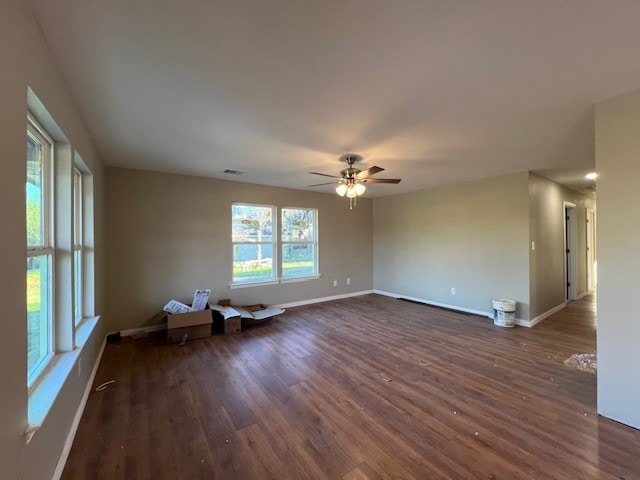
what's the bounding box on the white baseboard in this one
[527,302,567,328]
[514,318,532,327]
[576,291,589,300]
[119,323,166,337]
[52,335,107,480]
[373,289,542,327]
[373,289,502,319]
[275,290,374,309]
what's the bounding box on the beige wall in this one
[373,172,531,320]
[595,88,640,429]
[105,167,373,332]
[528,173,595,319]
[0,2,106,479]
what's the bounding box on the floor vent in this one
[224,169,245,175]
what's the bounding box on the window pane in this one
[73,169,82,246]
[27,255,50,379]
[233,244,274,282]
[232,205,273,242]
[282,244,315,278]
[282,208,315,241]
[74,249,82,324]
[26,134,44,247]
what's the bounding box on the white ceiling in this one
[30,1,640,197]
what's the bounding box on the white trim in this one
[119,323,166,337]
[576,291,589,301]
[525,302,567,328]
[374,289,496,318]
[51,335,106,480]
[586,207,596,292]
[274,290,374,308]
[230,279,279,289]
[280,274,321,283]
[75,316,100,347]
[230,275,322,288]
[372,289,545,328]
[27,318,101,437]
[514,319,533,328]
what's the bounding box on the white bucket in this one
[492,299,516,327]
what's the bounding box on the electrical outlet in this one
[346,277,351,285]
[451,287,456,295]
[78,358,82,378]
[531,241,536,251]
[333,279,338,287]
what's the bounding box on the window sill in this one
[75,315,99,347]
[280,274,321,283]
[230,279,279,289]
[229,275,320,289]
[26,315,100,444]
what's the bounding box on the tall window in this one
[73,168,83,324]
[26,117,54,385]
[232,204,276,283]
[281,208,318,279]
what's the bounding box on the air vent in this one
[224,169,245,175]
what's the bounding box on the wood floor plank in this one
[63,294,640,479]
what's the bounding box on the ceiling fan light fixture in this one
[308,154,401,209]
[335,184,348,196]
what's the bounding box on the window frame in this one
[26,115,55,387]
[230,203,320,288]
[231,203,278,285]
[73,167,83,325]
[280,206,319,281]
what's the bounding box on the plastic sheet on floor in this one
[564,352,596,374]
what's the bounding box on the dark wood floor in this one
[63,294,640,479]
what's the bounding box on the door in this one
[563,202,578,301]
[586,208,596,291]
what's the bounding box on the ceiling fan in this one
[308,154,401,209]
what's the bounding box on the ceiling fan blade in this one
[355,166,384,180]
[309,171,341,179]
[361,178,401,184]
[307,181,340,187]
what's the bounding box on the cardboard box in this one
[234,304,285,321]
[210,304,242,335]
[166,309,212,344]
[224,316,242,335]
[211,302,285,334]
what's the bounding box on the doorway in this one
[586,208,597,292]
[563,202,578,301]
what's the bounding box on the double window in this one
[26,114,95,388]
[232,204,318,285]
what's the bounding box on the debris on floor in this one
[564,352,597,374]
[95,380,115,392]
